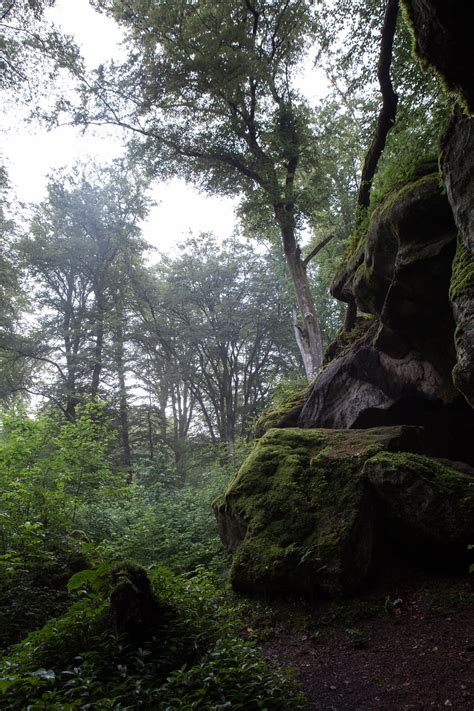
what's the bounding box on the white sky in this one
[1,0,327,257]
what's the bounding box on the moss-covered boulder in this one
[214,427,474,598]
[215,426,428,597]
[365,452,474,562]
[110,564,164,645]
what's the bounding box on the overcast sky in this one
[1,0,326,257]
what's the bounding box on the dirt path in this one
[259,573,474,710]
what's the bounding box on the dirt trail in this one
[260,573,474,710]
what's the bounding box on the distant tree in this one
[16,161,149,427]
[134,235,300,461]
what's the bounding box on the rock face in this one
[215,161,474,601]
[401,0,474,114]
[402,0,474,407]
[214,427,474,597]
[442,112,474,406]
[257,173,474,462]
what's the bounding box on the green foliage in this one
[92,469,232,574]
[0,565,303,709]
[0,402,122,648]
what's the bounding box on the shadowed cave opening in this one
[351,395,474,466]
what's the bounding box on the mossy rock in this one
[215,427,474,598]
[401,0,474,115]
[110,563,164,644]
[215,426,427,598]
[365,452,474,563]
[255,384,311,437]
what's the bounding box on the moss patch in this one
[216,427,426,598]
[449,236,474,302]
[255,384,311,436]
[365,451,474,548]
[216,428,474,599]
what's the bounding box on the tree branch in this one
[303,233,335,267]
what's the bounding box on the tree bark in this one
[91,289,105,396]
[275,205,324,378]
[357,0,399,211]
[113,313,132,478]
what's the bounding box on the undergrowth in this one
[0,565,303,709]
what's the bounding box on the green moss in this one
[334,170,440,286]
[373,172,440,221]
[334,209,369,277]
[217,427,474,598]
[364,451,474,542]
[255,384,311,436]
[218,428,406,597]
[449,235,474,302]
[324,315,376,364]
[400,1,473,116]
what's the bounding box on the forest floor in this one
[244,567,474,710]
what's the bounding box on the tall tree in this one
[134,235,300,460]
[17,161,149,421]
[77,0,331,377]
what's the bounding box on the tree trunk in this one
[343,0,399,333]
[63,282,79,419]
[275,206,324,378]
[357,0,399,211]
[91,292,105,396]
[113,315,132,478]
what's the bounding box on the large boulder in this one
[214,427,474,598]
[365,452,474,564]
[215,426,452,598]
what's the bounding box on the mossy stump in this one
[110,564,163,645]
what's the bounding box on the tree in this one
[16,161,149,423]
[0,0,81,107]
[76,0,333,377]
[0,166,32,403]
[133,235,300,463]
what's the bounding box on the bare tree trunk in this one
[357,0,399,211]
[91,295,104,396]
[275,206,324,378]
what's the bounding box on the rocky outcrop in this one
[215,2,474,602]
[294,172,473,461]
[442,112,474,406]
[214,427,474,597]
[401,0,474,114]
[402,0,474,407]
